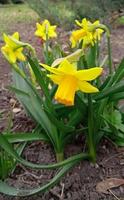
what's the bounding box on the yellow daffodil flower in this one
[1,32,25,64]
[70,18,104,48]
[35,20,57,41]
[41,59,103,106]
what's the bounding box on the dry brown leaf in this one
[96,178,124,194]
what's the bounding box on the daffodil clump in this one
[1,18,124,197]
[70,18,104,48]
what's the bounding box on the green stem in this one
[82,55,88,69]
[92,24,112,74]
[56,152,64,163]
[45,32,49,65]
[87,94,96,163]
[107,36,112,75]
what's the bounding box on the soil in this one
[0,22,124,200]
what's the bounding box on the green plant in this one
[0,109,26,180]
[0,18,124,196]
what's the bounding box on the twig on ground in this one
[109,189,120,200]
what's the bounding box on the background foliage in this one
[0,0,23,4]
[25,0,124,29]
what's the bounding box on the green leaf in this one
[112,132,124,147]
[94,81,124,101]
[99,75,112,90]
[54,104,73,118]
[11,142,26,174]
[103,110,124,132]
[0,134,89,169]
[112,58,124,83]
[0,162,77,196]
[45,109,75,134]
[68,108,83,127]
[109,92,124,102]
[27,57,55,115]
[86,45,97,67]
[115,139,124,146]
[12,68,59,152]
[0,142,25,180]
[4,132,49,143]
[8,86,30,97]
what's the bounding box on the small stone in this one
[113,58,119,64]
[10,98,16,105]
[13,108,21,114]
[120,159,124,165]
[102,145,106,149]
[90,163,99,168]
[67,192,71,198]
[95,163,99,169]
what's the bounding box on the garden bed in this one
[0,11,124,199]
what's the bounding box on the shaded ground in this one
[0,20,124,199]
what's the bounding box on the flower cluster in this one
[1,18,104,106]
[70,18,104,48]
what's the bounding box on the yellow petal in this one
[40,63,61,74]
[12,32,19,40]
[15,48,25,61]
[71,29,86,42]
[35,20,57,40]
[3,33,19,48]
[47,74,63,84]
[82,32,94,47]
[58,59,76,74]
[82,18,90,29]
[78,80,99,93]
[75,19,82,27]
[48,26,57,38]
[36,22,42,30]
[35,23,46,39]
[3,34,14,48]
[43,19,50,26]
[41,59,76,75]
[9,51,17,63]
[70,35,76,48]
[76,67,103,81]
[93,20,100,26]
[94,28,104,40]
